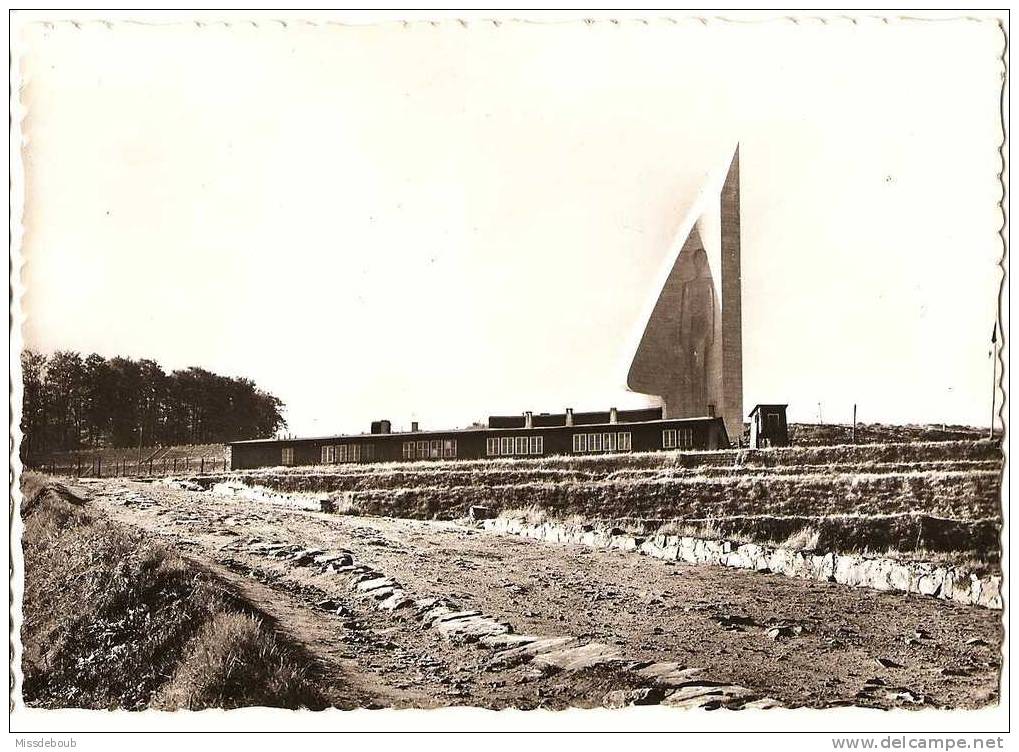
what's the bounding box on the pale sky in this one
[17,16,1005,436]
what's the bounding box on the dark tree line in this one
[20,350,286,460]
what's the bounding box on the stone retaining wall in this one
[483,517,1003,610]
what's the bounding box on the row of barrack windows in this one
[319,443,379,464]
[572,432,632,453]
[662,428,694,450]
[289,426,697,466]
[402,439,458,460]
[486,435,544,456]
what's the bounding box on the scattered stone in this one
[419,605,459,626]
[291,548,326,565]
[469,505,495,521]
[429,609,482,626]
[480,633,539,649]
[636,661,684,679]
[413,597,443,612]
[533,642,623,672]
[349,570,382,586]
[354,576,395,592]
[636,663,709,688]
[315,551,353,565]
[742,697,783,709]
[364,586,396,602]
[603,687,670,708]
[662,684,753,708]
[875,657,904,669]
[490,636,577,666]
[379,592,413,611]
[436,615,511,643]
[711,614,756,632]
[965,637,990,647]
[767,625,802,641]
[894,689,926,705]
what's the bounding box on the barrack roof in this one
[228,415,725,446]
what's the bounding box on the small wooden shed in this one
[749,404,789,448]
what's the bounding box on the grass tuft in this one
[155,612,324,710]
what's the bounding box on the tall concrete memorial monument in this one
[626,147,744,441]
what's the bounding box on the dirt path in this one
[82,479,1001,710]
[189,554,434,709]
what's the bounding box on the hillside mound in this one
[19,473,329,710]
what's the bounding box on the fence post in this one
[97,457,102,478]
[173,458,178,473]
[200,457,205,474]
[149,459,153,475]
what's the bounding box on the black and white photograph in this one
[8,9,1009,742]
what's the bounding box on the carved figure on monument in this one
[678,247,715,413]
[625,146,742,439]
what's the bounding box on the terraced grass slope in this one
[789,422,994,446]
[201,439,1001,564]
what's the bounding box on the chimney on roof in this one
[371,420,392,435]
[411,421,419,432]
[565,408,574,427]
[524,411,533,429]
[609,407,618,424]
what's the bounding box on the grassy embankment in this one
[788,422,994,446]
[20,473,329,710]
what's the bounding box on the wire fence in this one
[35,456,230,479]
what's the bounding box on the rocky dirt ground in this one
[77,478,1002,711]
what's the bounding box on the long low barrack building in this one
[228,407,729,470]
